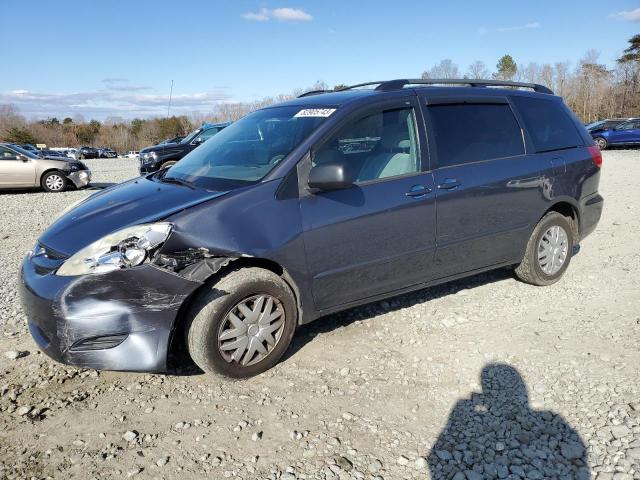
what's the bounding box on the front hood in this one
[39,176,228,256]
[141,143,186,156]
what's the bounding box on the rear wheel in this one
[186,267,297,378]
[41,171,68,192]
[515,211,574,286]
[594,137,607,150]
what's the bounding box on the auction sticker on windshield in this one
[294,108,336,118]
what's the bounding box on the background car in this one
[37,149,67,158]
[585,118,632,132]
[126,151,139,158]
[138,122,231,174]
[15,143,40,155]
[76,146,100,159]
[156,135,184,145]
[591,118,640,149]
[98,148,117,158]
[0,143,91,192]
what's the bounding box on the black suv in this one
[20,79,602,378]
[98,148,117,158]
[76,146,100,159]
[138,122,231,174]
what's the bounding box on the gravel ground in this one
[0,151,639,480]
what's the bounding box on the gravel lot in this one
[0,151,639,480]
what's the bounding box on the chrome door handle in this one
[437,178,461,190]
[405,184,432,197]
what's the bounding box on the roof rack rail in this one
[297,89,331,98]
[372,78,554,95]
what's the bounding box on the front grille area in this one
[32,243,67,275]
[69,334,128,351]
[40,243,68,260]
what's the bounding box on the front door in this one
[608,120,640,144]
[300,98,437,310]
[0,146,36,186]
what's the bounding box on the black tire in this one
[186,267,297,378]
[41,171,68,193]
[78,154,85,160]
[594,137,607,150]
[161,161,177,169]
[515,211,574,286]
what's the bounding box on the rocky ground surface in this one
[0,151,639,480]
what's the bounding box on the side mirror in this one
[18,154,28,162]
[192,137,205,145]
[308,162,354,191]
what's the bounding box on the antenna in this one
[167,80,174,117]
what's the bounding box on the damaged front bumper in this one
[19,254,202,372]
[66,169,92,188]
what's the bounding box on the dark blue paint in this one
[20,86,603,372]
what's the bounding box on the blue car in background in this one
[591,118,640,150]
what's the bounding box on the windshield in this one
[10,144,39,159]
[165,106,334,189]
[586,120,605,129]
[180,127,202,144]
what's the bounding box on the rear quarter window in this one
[511,96,584,152]
[428,103,525,168]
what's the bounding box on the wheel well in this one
[545,202,579,241]
[165,256,295,371]
[40,169,65,186]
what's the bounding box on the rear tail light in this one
[587,145,602,168]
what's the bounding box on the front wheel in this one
[186,267,297,378]
[41,171,68,192]
[594,137,607,150]
[515,211,574,286]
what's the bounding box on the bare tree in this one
[467,61,490,79]
[422,59,460,79]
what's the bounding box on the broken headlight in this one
[56,223,172,276]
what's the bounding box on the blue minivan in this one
[20,79,603,377]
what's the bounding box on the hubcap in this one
[537,225,568,275]
[596,138,606,149]
[45,174,64,191]
[218,294,285,366]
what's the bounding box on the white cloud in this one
[242,8,270,21]
[242,7,312,22]
[0,88,231,120]
[478,22,540,35]
[270,8,312,22]
[609,8,640,22]
[101,78,151,92]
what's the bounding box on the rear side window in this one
[428,103,524,168]
[511,96,583,152]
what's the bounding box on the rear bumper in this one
[578,192,603,241]
[19,255,201,372]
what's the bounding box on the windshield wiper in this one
[158,175,196,190]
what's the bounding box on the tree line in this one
[1,35,638,153]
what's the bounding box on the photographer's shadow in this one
[428,363,590,480]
